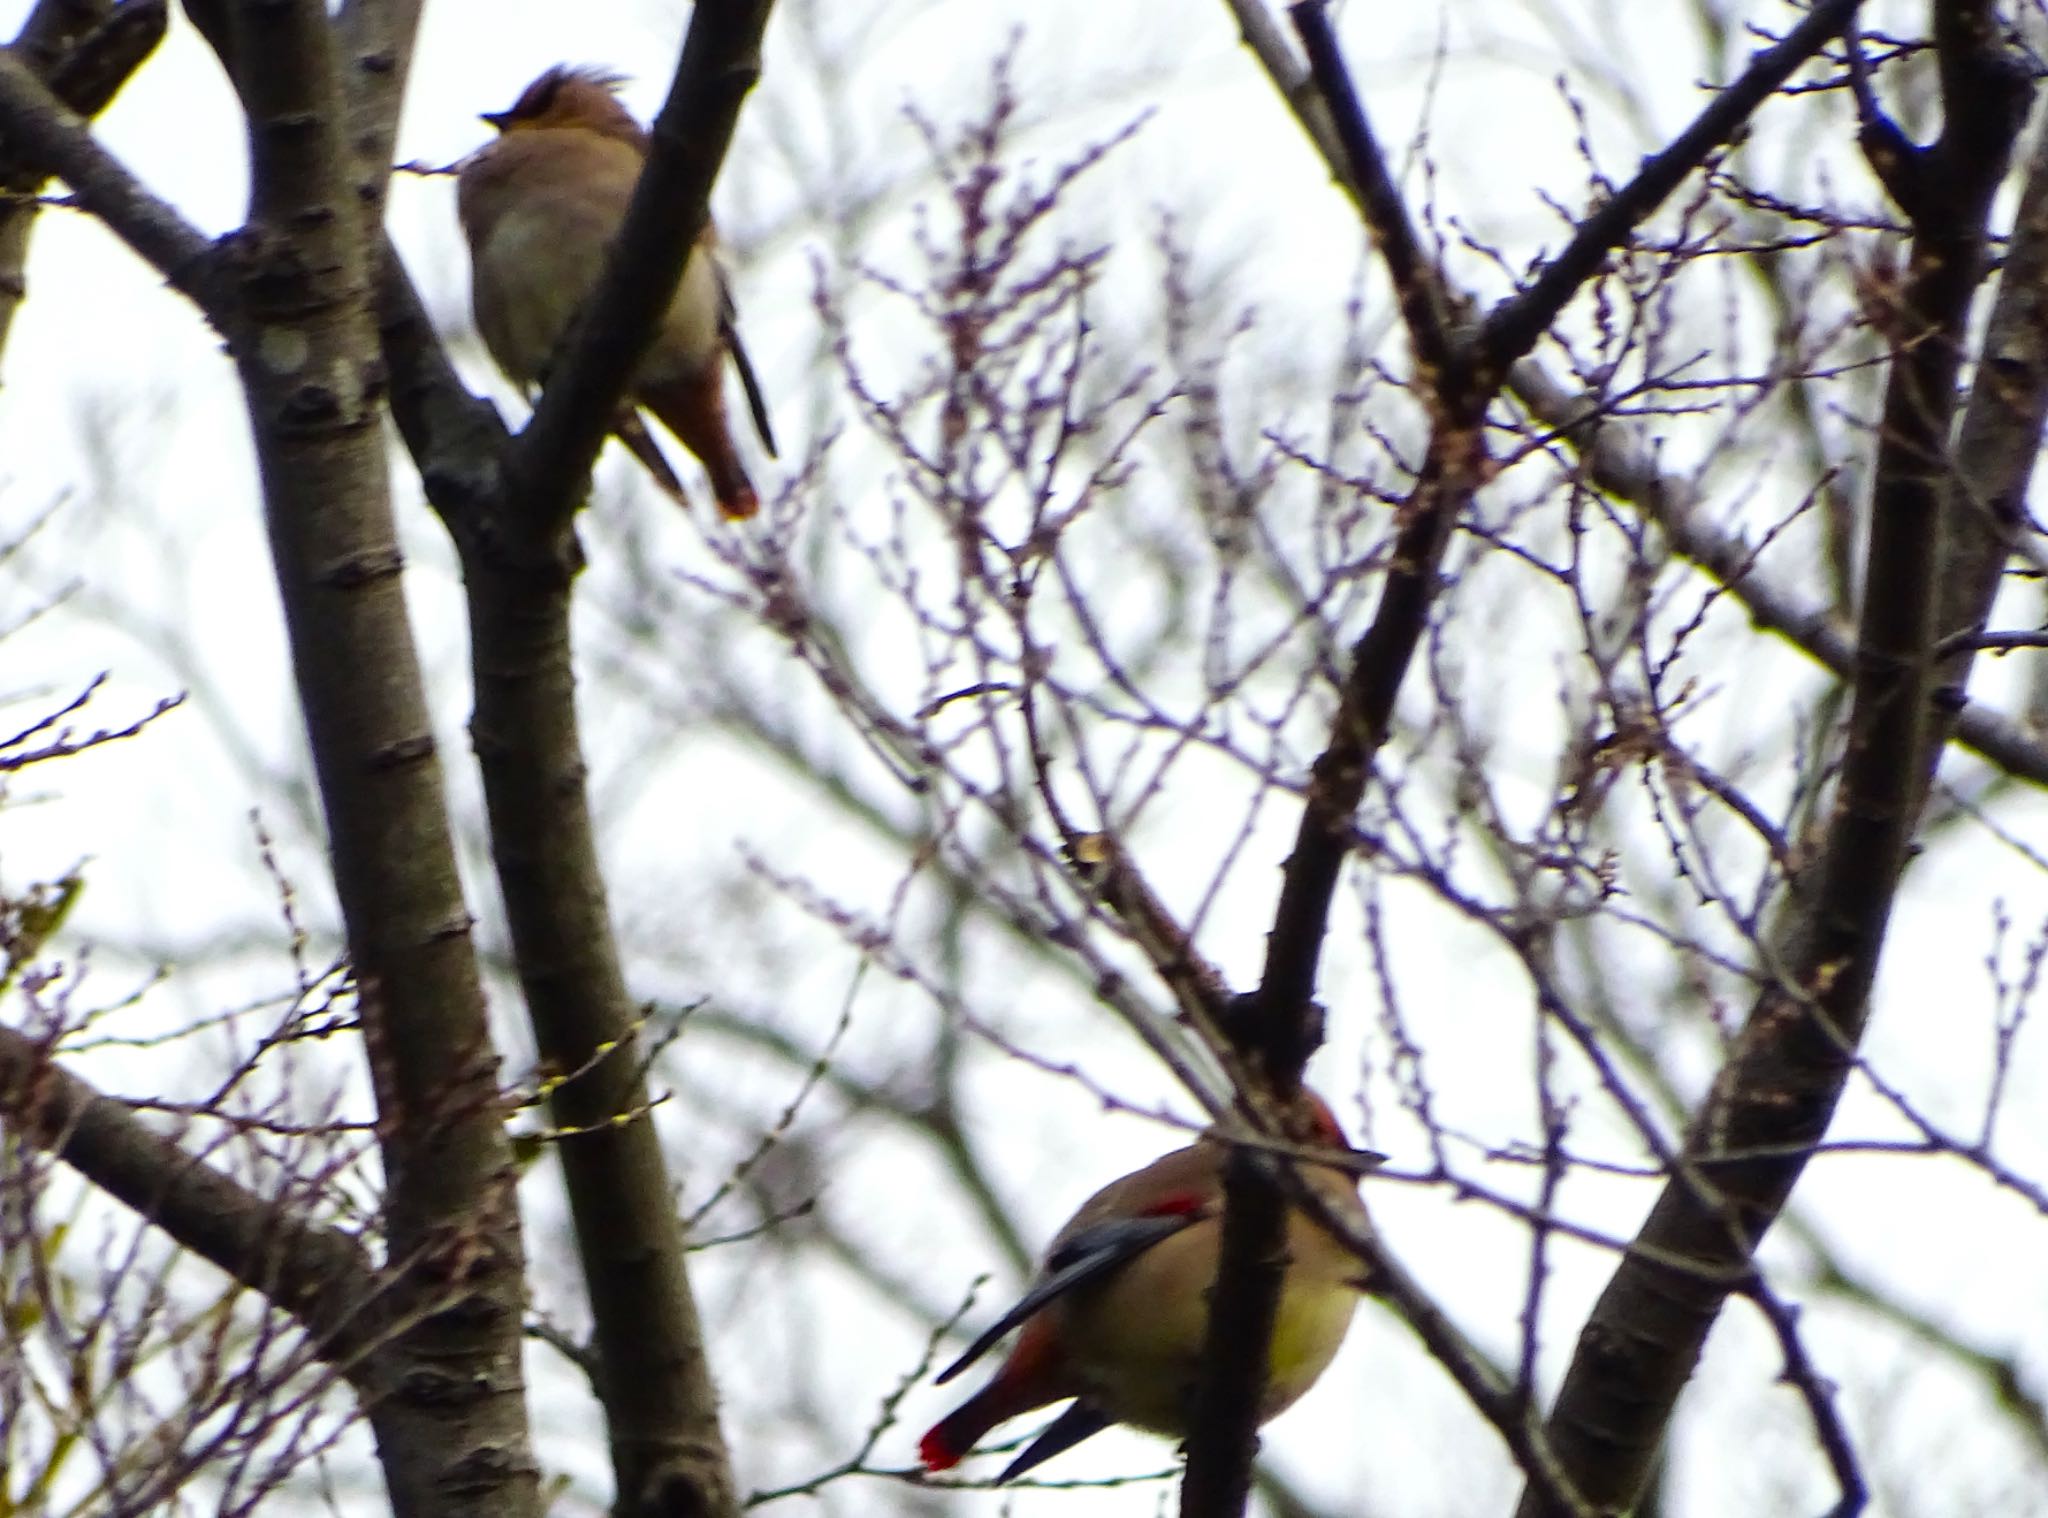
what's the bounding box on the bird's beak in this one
[1325,1145,1389,1177]
[480,110,511,131]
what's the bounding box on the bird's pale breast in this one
[1055,1207,1362,1434]
[459,130,724,391]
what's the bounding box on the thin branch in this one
[1518,11,2031,1513]
[1737,1278,1866,1518]
[1224,7,2038,1518]
[1939,630,2048,656]
[0,50,222,317]
[0,1023,373,1344]
[1185,428,1485,1518]
[374,239,514,541]
[1198,9,1861,1513]
[1287,1,1455,372]
[1250,424,1480,1073]
[1480,0,1864,374]
[1189,18,1492,1512]
[0,0,166,355]
[1508,358,2048,787]
[1364,1229,1599,1518]
[1794,1217,2048,1463]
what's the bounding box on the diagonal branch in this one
[0,50,221,316]
[1509,359,2048,787]
[1228,0,2048,813]
[0,0,165,358]
[1234,1,2048,1507]
[0,1022,373,1343]
[1190,11,1493,1514]
[1288,1,1454,372]
[1232,0,1872,1053]
[375,240,512,539]
[1478,0,1864,375]
[1517,11,2032,1514]
[1206,5,1900,1516]
[1237,0,2048,792]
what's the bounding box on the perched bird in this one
[457,65,777,519]
[920,1090,1379,1482]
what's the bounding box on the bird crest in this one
[482,65,634,137]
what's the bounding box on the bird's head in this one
[1288,1087,1386,1178]
[481,66,642,146]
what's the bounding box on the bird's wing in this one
[934,1208,1208,1387]
[613,411,691,506]
[996,1402,1114,1484]
[718,273,779,458]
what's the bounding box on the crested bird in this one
[920,1089,1379,1482]
[457,65,777,519]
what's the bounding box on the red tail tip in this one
[919,1426,962,1473]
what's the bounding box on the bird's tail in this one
[613,413,692,508]
[639,369,760,520]
[919,1394,999,1473]
[920,1314,1073,1473]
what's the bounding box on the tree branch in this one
[1287,0,1455,373]
[1518,12,2031,1513]
[1191,12,1491,1514]
[1240,0,2048,795]
[0,1022,373,1341]
[189,3,542,1513]
[387,10,778,1514]
[1478,0,1863,376]
[0,0,166,359]
[1508,359,2048,788]
[0,49,221,317]
[1212,5,1914,1515]
[1928,92,2048,771]
[0,50,544,1510]
[0,45,543,1515]
[374,239,513,543]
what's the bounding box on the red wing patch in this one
[1136,1190,1208,1218]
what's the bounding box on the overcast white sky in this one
[3,3,2046,1516]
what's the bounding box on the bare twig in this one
[0,1023,373,1344]
[1288,1,1455,371]
[1737,1277,1867,1518]
[1519,10,2032,1513]
[1479,0,1864,374]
